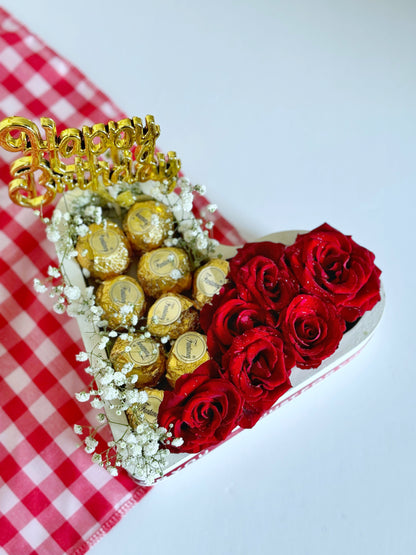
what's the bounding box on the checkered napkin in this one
[0,8,244,555]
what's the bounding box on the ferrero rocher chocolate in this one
[76,221,131,280]
[193,258,229,309]
[166,331,210,387]
[110,335,165,388]
[95,275,146,329]
[126,388,165,427]
[123,200,174,252]
[147,293,199,339]
[137,247,192,297]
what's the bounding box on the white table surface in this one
[2,1,415,554]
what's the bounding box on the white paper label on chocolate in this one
[197,266,227,297]
[173,332,207,363]
[89,229,120,255]
[129,339,159,366]
[148,250,179,276]
[152,296,182,325]
[109,280,141,305]
[129,206,153,232]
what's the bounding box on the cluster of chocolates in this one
[75,199,229,428]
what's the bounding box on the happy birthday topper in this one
[0,115,181,208]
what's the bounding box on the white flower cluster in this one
[32,176,216,484]
[113,419,171,485]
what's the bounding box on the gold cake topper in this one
[0,115,181,208]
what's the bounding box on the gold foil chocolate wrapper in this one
[76,221,131,280]
[193,258,229,309]
[147,293,199,339]
[137,247,192,297]
[95,275,146,329]
[110,335,165,388]
[123,200,174,252]
[126,388,165,427]
[166,331,210,387]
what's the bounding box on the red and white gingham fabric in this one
[0,8,244,555]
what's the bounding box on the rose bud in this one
[285,223,381,322]
[200,286,277,362]
[229,241,299,312]
[158,360,243,454]
[279,294,346,369]
[222,326,294,429]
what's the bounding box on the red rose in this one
[200,287,277,361]
[285,223,381,322]
[279,294,346,369]
[229,242,300,312]
[222,327,294,428]
[158,361,243,454]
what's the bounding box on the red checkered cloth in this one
[0,8,244,555]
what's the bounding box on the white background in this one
[2,1,415,554]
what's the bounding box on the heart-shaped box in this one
[0,115,384,485]
[56,192,385,484]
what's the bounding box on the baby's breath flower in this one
[53,302,66,314]
[76,351,89,362]
[107,466,118,476]
[113,372,126,386]
[137,390,149,404]
[91,398,104,409]
[85,436,98,454]
[98,336,110,350]
[171,437,184,448]
[101,386,119,401]
[207,203,217,213]
[75,391,90,402]
[33,278,47,293]
[47,265,61,278]
[76,224,89,237]
[46,228,60,243]
[64,285,81,301]
[73,424,83,435]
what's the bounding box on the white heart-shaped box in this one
[56,194,385,483]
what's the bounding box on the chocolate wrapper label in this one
[109,279,141,305]
[149,249,179,276]
[196,266,227,296]
[141,391,163,424]
[129,205,154,233]
[151,296,182,325]
[126,388,165,427]
[89,229,120,255]
[129,339,159,366]
[173,332,207,364]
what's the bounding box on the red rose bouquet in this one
[159,223,381,453]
